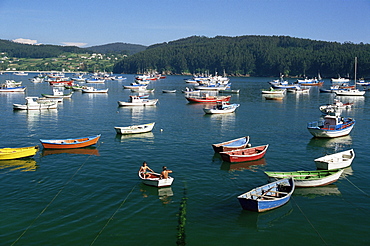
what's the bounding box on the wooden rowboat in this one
[264,169,344,187]
[212,136,250,153]
[237,178,295,212]
[138,171,174,188]
[219,144,269,163]
[114,122,155,135]
[39,134,101,149]
[314,149,355,170]
[0,146,39,160]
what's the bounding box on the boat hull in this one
[237,178,294,212]
[39,135,101,149]
[212,136,250,153]
[139,172,174,187]
[314,149,355,170]
[0,146,39,160]
[265,169,344,187]
[117,99,158,106]
[308,124,354,138]
[114,122,155,134]
[220,144,268,163]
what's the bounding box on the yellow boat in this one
[0,146,39,160]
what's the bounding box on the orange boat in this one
[39,134,101,149]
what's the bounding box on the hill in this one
[0,39,85,58]
[112,35,370,78]
[85,42,147,55]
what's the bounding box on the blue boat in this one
[307,114,355,138]
[237,178,295,212]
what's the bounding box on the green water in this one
[0,74,369,245]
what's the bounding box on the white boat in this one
[162,89,176,93]
[14,71,28,76]
[0,80,26,92]
[81,87,108,93]
[41,88,73,98]
[86,78,105,83]
[117,95,158,106]
[319,99,353,114]
[114,122,155,134]
[13,97,58,110]
[123,84,148,90]
[331,76,350,83]
[203,102,240,114]
[335,89,365,96]
[307,114,355,138]
[314,149,355,170]
[194,83,230,91]
[261,87,286,94]
[138,171,174,187]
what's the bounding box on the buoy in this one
[160,129,163,132]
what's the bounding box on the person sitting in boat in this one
[139,161,154,179]
[160,166,173,179]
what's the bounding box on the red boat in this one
[49,80,73,86]
[185,95,231,103]
[219,144,269,163]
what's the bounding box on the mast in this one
[354,57,357,84]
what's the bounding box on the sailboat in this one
[335,57,365,96]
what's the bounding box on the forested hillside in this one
[0,39,85,58]
[112,35,370,78]
[86,42,147,55]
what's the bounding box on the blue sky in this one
[1,0,369,47]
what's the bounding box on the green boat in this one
[264,169,344,187]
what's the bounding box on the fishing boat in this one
[203,101,240,114]
[114,122,155,135]
[237,178,295,212]
[319,99,353,114]
[219,144,269,163]
[81,87,109,93]
[331,76,350,83]
[261,87,286,94]
[13,97,58,110]
[117,96,158,106]
[314,149,355,170]
[212,136,250,153]
[138,171,174,187]
[307,114,355,138]
[334,89,365,96]
[41,88,73,98]
[162,89,176,93]
[264,169,344,187]
[123,84,148,90]
[219,89,240,94]
[0,146,39,160]
[185,94,231,103]
[39,134,101,149]
[86,78,105,83]
[193,83,230,91]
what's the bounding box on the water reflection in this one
[115,132,154,143]
[220,157,266,172]
[41,147,100,157]
[0,159,38,172]
[117,106,157,120]
[237,202,293,230]
[293,184,341,198]
[307,135,352,153]
[139,184,174,204]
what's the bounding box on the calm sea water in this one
[1,73,369,245]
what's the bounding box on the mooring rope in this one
[11,152,95,246]
[90,184,137,246]
[343,176,369,197]
[292,197,328,245]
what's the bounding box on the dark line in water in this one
[177,184,187,246]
